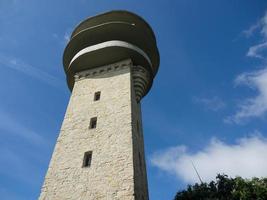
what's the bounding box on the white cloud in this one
[0,54,64,89]
[226,68,267,123]
[193,96,226,111]
[151,134,267,184]
[227,11,267,123]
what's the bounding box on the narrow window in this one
[82,151,92,167]
[89,117,97,129]
[94,91,101,101]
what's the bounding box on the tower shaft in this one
[39,59,148,200]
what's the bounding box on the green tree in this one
[174,174,267,200]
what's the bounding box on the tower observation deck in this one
[63,10,159,101]
[39,10,160,200]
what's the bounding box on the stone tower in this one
[39,10,159,200]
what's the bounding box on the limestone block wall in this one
[39,59,148,200]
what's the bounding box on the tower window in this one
[94,91,101,101]
[82,151,92,167]
[89,117,97,129]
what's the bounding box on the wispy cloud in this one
[63,29,71,43]
[247,42,267,59]
[0,110,47,145]
[151,134,267,184]
[0,109,51,187]
[245,11,267,59]
[0,148,36,182]
[225,68,267,124]
[52,33,59,39]
[53,30,71,43]
[226,10,267,124]
[193,96,226,111]
[0,54,64,89]
[0,144,47,189]
[242,21,261,38]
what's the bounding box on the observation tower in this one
[39,10,160,200]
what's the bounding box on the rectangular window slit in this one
[89,117,97,129]
[94,91,101,101]
[82,151,92,167]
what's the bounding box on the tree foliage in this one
[174,174,267,200]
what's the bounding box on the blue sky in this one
[1,1,267,200]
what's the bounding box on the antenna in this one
[191,160,203,184]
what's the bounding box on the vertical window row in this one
[83,91,101,168]
[89,91,101,130]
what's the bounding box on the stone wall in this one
[39,59,148,200]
